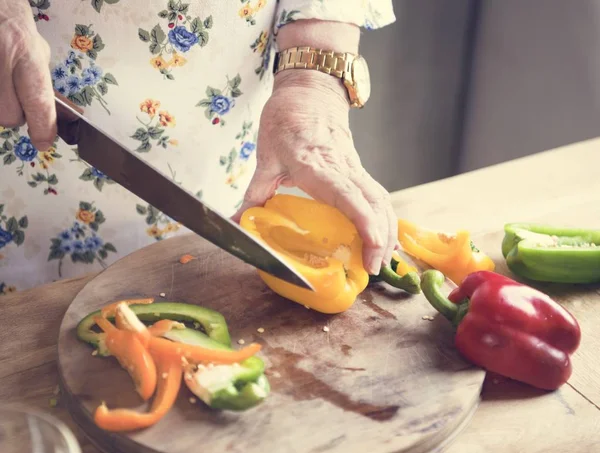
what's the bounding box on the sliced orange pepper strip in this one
[147,320,185,337]
[100,297,154,318]
[94,349,182,432]
[148,336,261,365]
[94,317,157,401]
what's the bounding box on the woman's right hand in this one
[0,0,56,151]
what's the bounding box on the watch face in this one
[352,56,371,105]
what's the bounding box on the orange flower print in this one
[138,9,213,81]
[71,35,93,52]
[140,99,161,118]
[150,56,169,69]
[131,100,178,152]
[146,225,162,238]
[239,4,254,19]
[76,209,96,225]
[168,52,187,67]
[239,1,264,25]
[158,111,176,127]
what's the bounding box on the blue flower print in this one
[70,222,85,239]
[91,167,107,178]
[48,201,116,278]
[0,227,13,249]
[84,235,103,251]
[65,75,82,95]
[168,26,199,53]
[65,50,79,66]
[14,136,38,162]
[59,230,72,242]
[240,141,256,160]
[60,241,73,254]
[82,66,103,86]
[51,64,69,83]
[196,74,242,127]
[72,240,85,253]
[54,82,68,96]
[210,95,234,115]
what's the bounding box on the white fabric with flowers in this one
[0,0,395,295]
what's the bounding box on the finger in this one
[384,203,398,262]
[0,27,25,127]
[351,171,394,272]
[231,166,282,223]
[13,38,56,151]
[294,165,384,274]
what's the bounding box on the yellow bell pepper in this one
[239,194,369,314]
[397,219,495,285]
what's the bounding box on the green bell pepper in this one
[76,301,231,353]
[166,328,270,411]
[369,256,422,294]
[502,223,600,283]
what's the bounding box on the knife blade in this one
[54,96,314,291]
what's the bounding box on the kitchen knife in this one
[54,96,314,291]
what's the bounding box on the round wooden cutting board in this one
[57,233,485,453]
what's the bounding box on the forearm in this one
[274,19,359,103]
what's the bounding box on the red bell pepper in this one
[420,269,581,390]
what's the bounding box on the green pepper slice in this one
[168,328,269,411]
[369,257,422,294]
[502,223,600,284]
[77,302,231,350]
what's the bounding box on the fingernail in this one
[369,255,383,275]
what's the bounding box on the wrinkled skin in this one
[232,70,397,274]
[0,0,56,151]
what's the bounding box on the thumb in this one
[230,167,281,223]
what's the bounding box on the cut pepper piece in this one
[164,325,269,410]
[239,194,369,314]
[77,301,232,353]
[147,336,261,365]
[502,223,600,284]
[94,345,183,432]
[397,219,495,285]
[111,303,269,411]
[94,317,157,401]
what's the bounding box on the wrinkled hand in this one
[0,0,56,150]
[232,71,397,275]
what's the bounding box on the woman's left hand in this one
[232,69,397,276]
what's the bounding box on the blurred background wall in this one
[351,0,600,193]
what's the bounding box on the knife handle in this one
[54,91,84,145]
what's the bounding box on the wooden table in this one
[2,138,600,453]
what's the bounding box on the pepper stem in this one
[379,266,422,294]
[420,270,460,322]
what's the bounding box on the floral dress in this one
[0,0,395,295]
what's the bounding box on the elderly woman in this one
[0,0,396,294]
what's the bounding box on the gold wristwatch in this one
[273,46,372,108]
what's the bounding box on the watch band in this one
[273,46,352,78]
